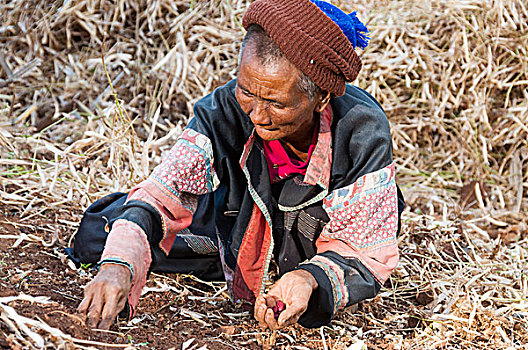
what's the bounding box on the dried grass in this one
[0,0,527,348]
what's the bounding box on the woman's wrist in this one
[290,269,318,291]
[99,261,133,284]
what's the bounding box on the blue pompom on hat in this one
[310,0,370,50]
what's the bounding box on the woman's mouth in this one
[256,126,279,131]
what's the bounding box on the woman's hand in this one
[254,269,317,330]
[77,264,132,330]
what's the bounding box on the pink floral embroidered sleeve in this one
[296,163,400,325]
[99,128,220,315]
[292,96,402,327]
[318,163,399,282]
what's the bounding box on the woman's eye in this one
[271,102,284,109]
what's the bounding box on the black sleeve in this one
[296,184,404,328]
[296,252,380,328]
[292,86,405,328]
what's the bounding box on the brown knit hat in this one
[242,0,363,96]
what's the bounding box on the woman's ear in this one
[315,91,331,112]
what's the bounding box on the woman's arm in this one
[295,88,404,328]
[296,163,402,327]
[78,127,220,329]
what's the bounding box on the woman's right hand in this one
[77,263,132,330]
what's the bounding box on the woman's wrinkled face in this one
[235,49,321,144]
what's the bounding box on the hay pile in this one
[0,0,526,348]
[0,0,247,203]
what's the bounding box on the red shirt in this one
[262,119,319,183]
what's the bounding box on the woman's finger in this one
[115,295,128,315]
[77,288,93,316]
[86,293,104,329]
[98,294,120,330]
[78,264,132,330]
[264,307,280,330]
[254,295,269,328]
[264,295,277,308]
[277,302,303,328]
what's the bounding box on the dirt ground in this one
[0,211,234,349]
[0,210,411,349]
[1,206,526,349]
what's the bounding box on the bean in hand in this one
[272,300,285,319]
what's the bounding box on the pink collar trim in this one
[303,104,333,188]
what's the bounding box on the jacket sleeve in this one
[296,94,403,328]
[99,127,220,315]
[99,80,247,316]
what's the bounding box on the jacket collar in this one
[303,104,333,189]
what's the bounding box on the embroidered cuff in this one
[296,262,335,328]
[297,251,382,327]
[320,163,399,284]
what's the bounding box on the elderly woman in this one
[76,0,404,330]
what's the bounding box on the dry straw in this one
[0,0,526,348]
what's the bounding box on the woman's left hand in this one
[254,269,318,330]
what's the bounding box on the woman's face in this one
[235,49,323,147]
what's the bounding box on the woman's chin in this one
[255,127,282,141]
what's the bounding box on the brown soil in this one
[0,212,244,349]
[0,208,433,349]
[2,210,408,349]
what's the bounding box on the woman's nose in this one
[249,101,271,125]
